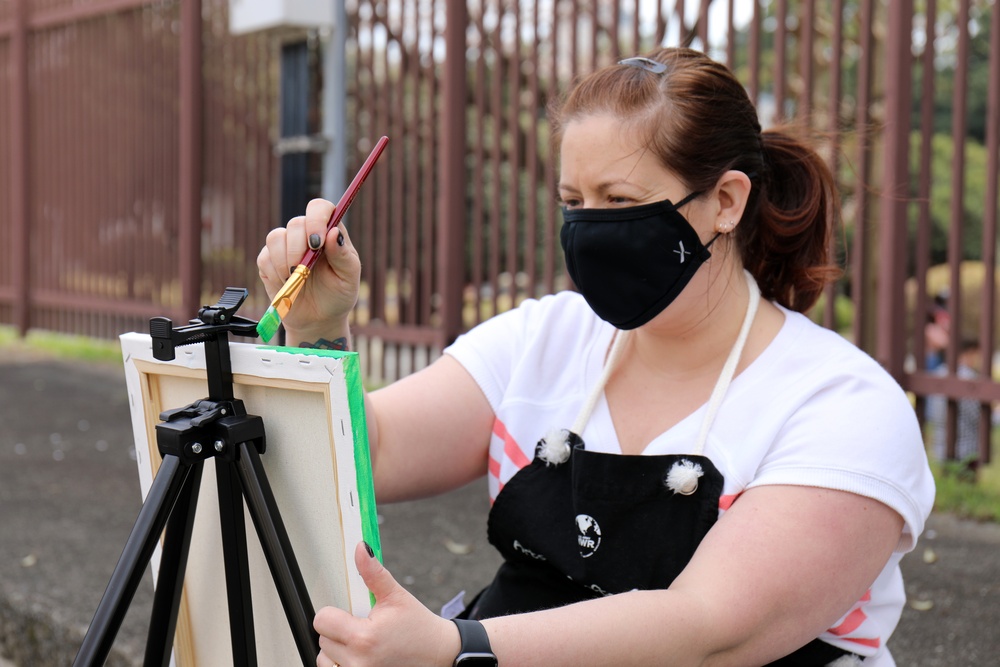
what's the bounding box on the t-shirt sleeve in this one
[442,298,539,411]
[748,365,936,553]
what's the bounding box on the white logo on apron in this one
[575,514,602,558]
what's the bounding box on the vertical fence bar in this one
[943,0,971,456]
[773,0,787,122]
[526,0,539,300]
[179,0,202,320]
[470,5,486,323]
[489,1,502,317]
[655,0,666,45]
[403,3,420,327]
[389,9,405,327]
[799,0,814,121]
[631,0,640,55]
[610,0,620,58]
[851,0,874,350]
[437,0,467,346]
[421,4,436,334]
[912,0,937,381]
[875,0,913,381]
[978,0,1000,465]
[507,3,521,297]
[725,0,735,68]
[822,0,844,329]
[748,0,760,102]
[10,0,28,335]
[543,1,558,295]
[697,0,708,50]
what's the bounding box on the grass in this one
[931,457,1000,523]
[0,325,123,365]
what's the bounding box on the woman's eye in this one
[558,197,582,209]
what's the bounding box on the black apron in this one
[461,274,861,666]
[463,434,859,666]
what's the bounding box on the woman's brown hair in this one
[551,47,840,313]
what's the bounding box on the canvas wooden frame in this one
[120,333,379,666]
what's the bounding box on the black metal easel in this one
[73,288,319,667]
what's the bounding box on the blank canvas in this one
[120,333,379,666]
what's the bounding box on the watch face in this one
[456,652,498,667]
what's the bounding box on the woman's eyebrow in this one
[559,179,645,194]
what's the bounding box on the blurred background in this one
[1,1,1000,663]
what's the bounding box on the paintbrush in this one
[257,135,390,343]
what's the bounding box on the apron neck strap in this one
[571,270,761,455]
[692,270,760,454]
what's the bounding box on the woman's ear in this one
[712,171,752,234]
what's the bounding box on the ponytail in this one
[737,129,842,313]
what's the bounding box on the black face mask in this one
[560,192,719,329]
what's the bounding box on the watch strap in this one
[452,618,497,666]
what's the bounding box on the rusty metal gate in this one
[1,1,998,462]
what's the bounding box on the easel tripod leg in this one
[143,461,204,667]
[217,459,259,666]
[236,441,320,666]
[72,455,192,667]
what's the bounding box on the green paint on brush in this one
[256,306,282,343]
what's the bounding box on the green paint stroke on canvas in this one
[258,346,382,607]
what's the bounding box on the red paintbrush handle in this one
[300,136,390,270]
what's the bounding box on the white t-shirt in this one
[444,291,935,666]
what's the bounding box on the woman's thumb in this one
[355,541,397,603]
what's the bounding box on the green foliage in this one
[908,131,995,267]
[807,292,856,336]
[932,458,1000,523]
[911,1,996,144]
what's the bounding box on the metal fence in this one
[0,0,280,339]
[1,0,998,462]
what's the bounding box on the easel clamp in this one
[156,398,266,465]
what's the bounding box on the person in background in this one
[927,337,983,470]
[923,293,950,373]
[258,47,934,667]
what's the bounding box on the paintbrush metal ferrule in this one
[269,265,311,319]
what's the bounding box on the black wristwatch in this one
[452,618,498,666]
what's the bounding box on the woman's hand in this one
[314,542,460,667]
[257,198,362,342]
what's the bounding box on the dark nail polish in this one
[364,541,375,558]
[289,266,297,275]
[308,233,321,250]
[337,231,345,247]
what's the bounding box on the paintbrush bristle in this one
[256,306,282,343]
[256,265,311,343]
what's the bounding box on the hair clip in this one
[618,57,667,74]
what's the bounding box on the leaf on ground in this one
[443,538,473,555]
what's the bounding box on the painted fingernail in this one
[337,231,345,247]
[364,541,375,558]
[308,233,322,250]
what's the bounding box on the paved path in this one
[1,351,998,665]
